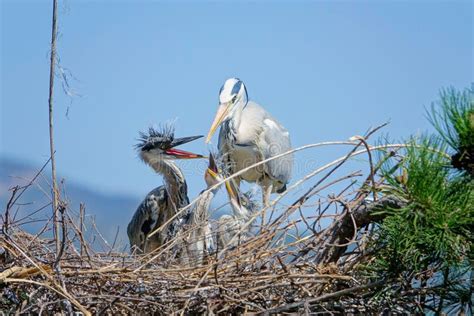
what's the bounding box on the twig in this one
[147,140,361,239]
[4,278,91,315]
[351,135,377,201]
[47,0,61,257]
[262,280,385,314]
[53,202,67,269]
[80,203,85,258]
[2,186,20,242]
[9,157,51,207]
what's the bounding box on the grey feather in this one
[218,101,293,192]
[128,124,193,254]
[260,114,293,185]
[127,186,168,251]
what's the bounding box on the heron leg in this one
[262,182,273,227]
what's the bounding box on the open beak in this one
[205,153,241,207]
[205,167,241,207]
[165,135,205,159]
[206,103,230,143]
[206,153,219,178]
[208,153,218,172]
[225,178,241,208]
[170,135,203,147]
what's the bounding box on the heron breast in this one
[230,144,264,182]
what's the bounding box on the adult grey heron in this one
[127,126,204,253]
[206,78,293,206]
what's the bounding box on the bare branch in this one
[47,0,60,259]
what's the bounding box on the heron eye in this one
[232,95,237,103]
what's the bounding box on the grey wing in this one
[127,186,167,251]
[259,115,293,185]
[218,101,293,185]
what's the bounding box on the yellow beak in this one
[206,103,229,143]
[225,179,241,208]
[206,167,241,207]
[206,167,218,179]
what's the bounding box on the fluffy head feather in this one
[136,124,175,152]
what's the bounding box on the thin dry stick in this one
[3,186,19,238]
[352,135,377,201]
[4,278,91,316]
[147,140,360,239]
[262,280,385,314]
[4,239,91,315]
[9,157,51,207]
[325,201,357,247]
[80,203,85,258]
[47,0,60,256]
[53,203,67,269]
[286,124,386,215]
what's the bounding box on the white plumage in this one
[207,78,293,206]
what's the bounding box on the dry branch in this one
[47,0,60,257]
[316,196,406,264]
[1,132,422,314]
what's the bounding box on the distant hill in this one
[0,156,141,248]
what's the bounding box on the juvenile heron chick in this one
[182,153,257,263]
[180,154,221,265]
[127,126,204,253]
[210,153,260,250]
[216,189,259,250]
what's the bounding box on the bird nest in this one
[1,127,410,314]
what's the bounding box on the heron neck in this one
[193,187,218,223]
[164,160,188,205]
[228,100,247,134]
[230,200,250,220]
[144,156,188,207]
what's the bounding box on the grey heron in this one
[206,78,293,207]
[127,126,204,253]
[216,190,258,250]
[180,154,220,265]
[181,153,257,263]
[207,154,259,250]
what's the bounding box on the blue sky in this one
[1,0,472,205]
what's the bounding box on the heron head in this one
[204,153,221,186]
[206,78,248,143]
[137,126,204,160]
